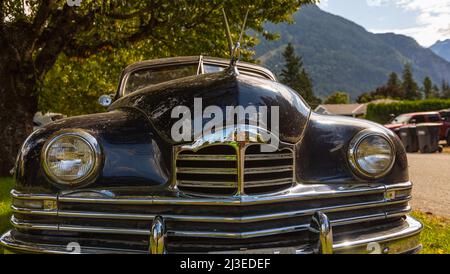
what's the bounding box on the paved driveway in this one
[408,153,450,217]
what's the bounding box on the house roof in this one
[315,104,367,116]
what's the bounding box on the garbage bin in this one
[416,123,441,153]
[399,125,419,152]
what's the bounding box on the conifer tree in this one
[423,77,433,99]
[280,43,321,107]
[401,64,420,100]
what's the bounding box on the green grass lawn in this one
[411,211,450,254]
[0,177,13,235]
[0,177,448,254]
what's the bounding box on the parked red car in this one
[385,111,450,145]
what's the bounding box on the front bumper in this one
[2,182,421,254]
[1,214,422,254]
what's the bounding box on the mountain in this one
[430,39,450,62]
[254,5,450,100]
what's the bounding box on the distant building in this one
[315,99,397,118]
[315,103,367,117]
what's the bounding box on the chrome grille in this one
[244,144,294,193]
[175,145,238,195]
[174,144,294,195]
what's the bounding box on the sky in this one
[317,0,450,47]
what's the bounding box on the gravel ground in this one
[408,153,450,218]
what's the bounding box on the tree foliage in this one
[357,65,438,103]
[366,99,450,124]
[0,0,316,176]
[423,76,433,99]
[324,91,349,104]
[279,43,321,108]
[401,63,420,100]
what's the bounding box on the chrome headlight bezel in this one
[348,129,395,179]
[41,129,102,186]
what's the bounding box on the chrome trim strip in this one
[245,153,293,161]
[58,225,149,235]
[244,165,293,174]
[11,197,410,223]
[10,208,411,239]
[12,181,413,206]
[168,224,309,239]
[58,185,387,205]
[11,205,58,216]
[333,216,422,250]
[11,216,58,231]
[177,154,237,161]
[11,190,56,201]
[176,167,237,175]
[245,178,293,187]
[177,180,237,188]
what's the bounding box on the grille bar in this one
[177,180,237,188]
[245,153,293,161]
[178,154,237,161]
[176,167,237,175]
[244,166,293,174]
[12,197,411,223]
[11,205,410,239]
[246,178,293,187]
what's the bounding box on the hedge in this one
[365,99,450,124]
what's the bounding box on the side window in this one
[427,115,441,122]
[412,115,425,123]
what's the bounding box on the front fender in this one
[14,108,170,194]
[295,113,408,184]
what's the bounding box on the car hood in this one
[111,70,311,144]
[385,123,403,129]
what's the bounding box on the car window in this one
[427,115,441,122]
[411,115,425,123]
[124,64,199,94]
[440,111,450,121]
[391,115,410,124]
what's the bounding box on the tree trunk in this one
[0,62,38,177]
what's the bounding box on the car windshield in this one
[391,115,410,124]
[124,64,199,94]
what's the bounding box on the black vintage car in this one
[0,56,422,254]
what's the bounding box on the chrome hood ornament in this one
[180,124,280,152]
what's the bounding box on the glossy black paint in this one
[111,69,310,144]
[15,109,170,193]
[14,63,409,194]
[296,112,408,184]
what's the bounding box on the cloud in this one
[318,0,329,8]
[366,0,391,7]
[367,0,450,46]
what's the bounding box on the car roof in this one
[401,111,440,116]
[122,56,276,80]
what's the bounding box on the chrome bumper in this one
[1,214,422,254]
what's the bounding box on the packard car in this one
[0,56,422,254]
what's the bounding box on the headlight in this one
[42,130,102,186]
[348,130,395,179]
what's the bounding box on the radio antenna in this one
[222,8,250,67]
[222,8,234,56]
